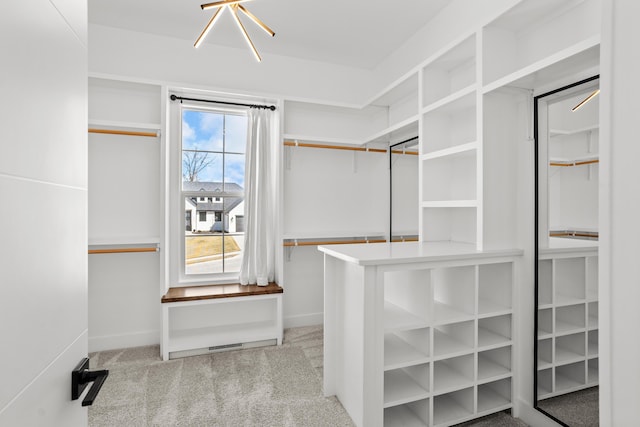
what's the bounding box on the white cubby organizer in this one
[321,242,520,427]
[308,0,601,424]
[537,247,598,400]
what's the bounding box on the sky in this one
[182,109,247,189]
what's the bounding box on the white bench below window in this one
[161,283,283,360]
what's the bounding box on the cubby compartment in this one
[422,35,476,107]
[421,93,476,154]
[433,387,474,426]
[482,0,600,86]
[538,308,552,337]
[555,333,586,364]
[421,207,477,245]
[588,358,599,385]
[538,259,553,306]
[555,361,586,393]
[384,364,430,408]
[422,151,477,203]
[587,256,598,301]
[477,378,511,414]
[554,257,586,304]
[537,338,552,369]
[432,266,475,324]
[433,354,474,395]
[384,398,429,427]
[385,329,431,370]
[555,304,585,335]
[433,321,474,358]
[478,263,513,315]
[384,269,431,332]
[588,302,598,330]
[588,330,598,357]
[538,368,552,398]
[478,315,512,349]
[478,347,512,382]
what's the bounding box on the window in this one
[180,106,247,277]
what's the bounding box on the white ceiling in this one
[88,0,450,69]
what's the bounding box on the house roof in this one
[183,181,243,193]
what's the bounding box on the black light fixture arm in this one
[170,94,276,110]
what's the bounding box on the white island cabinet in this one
[319,241,522,427]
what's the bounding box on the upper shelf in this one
[550,125,599,137]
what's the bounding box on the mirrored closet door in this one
[534,76,600,427]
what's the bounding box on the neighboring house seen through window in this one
[181,106,247,277]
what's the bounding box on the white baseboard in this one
[284,312,323,329]
[89,330,160,353]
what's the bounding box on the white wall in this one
[0,0,88,425]
[89,24,372,106]
[600,0,640,424]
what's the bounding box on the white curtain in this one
[239,107,276,286]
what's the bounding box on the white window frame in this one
[169,98,247,286]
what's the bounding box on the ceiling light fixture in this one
[194,0,275,62]
[572,89,600,111]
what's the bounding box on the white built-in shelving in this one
[537,248,599,401]
[322,242,518,427]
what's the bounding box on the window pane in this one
[225,114,247,153]
[182,151,223,186]
[182,109,223,152]
[184,196,244,275]
[225,153,245,191]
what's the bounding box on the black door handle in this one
[71,358,109,406]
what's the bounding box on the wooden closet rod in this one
[89,128,158,138]
[549,231,599,238]
[88,247,159,254]
[283,140,387,153]
[550,159,599,167]
[283,239,386,247]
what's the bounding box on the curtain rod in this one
[170,94,276,110]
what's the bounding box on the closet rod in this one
[170,94,276,111]
[550,159,599,167]
[283,140,387,153]
[89,128,158,138]
[283,239,386,247]
[549,232,599,238]
[88,247,159,254]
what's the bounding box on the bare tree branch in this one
[183,150,215,182]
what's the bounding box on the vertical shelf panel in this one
[538,259,553,306]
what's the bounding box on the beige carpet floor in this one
[89,326,526,426]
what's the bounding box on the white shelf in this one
[384,403,428,427]
[433,390,474,426]
[88,236,160,247]
[421,141,477,161]
[384,301,429,333]
[421,200,478,208]
[367,71,419,107]
[421,86,476,115]
[384,369,430,408]
[433,302,474,325]
[88,118,161,131]
[478,299,511,317]
[385,333,430,370]
[433,362,474,395]
[550,125,599,136]
[363,115,420,145]
[282,134,366,147]
[478,327,510,349]
[433,328,474,359]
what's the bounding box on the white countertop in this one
[318,241,523,266]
